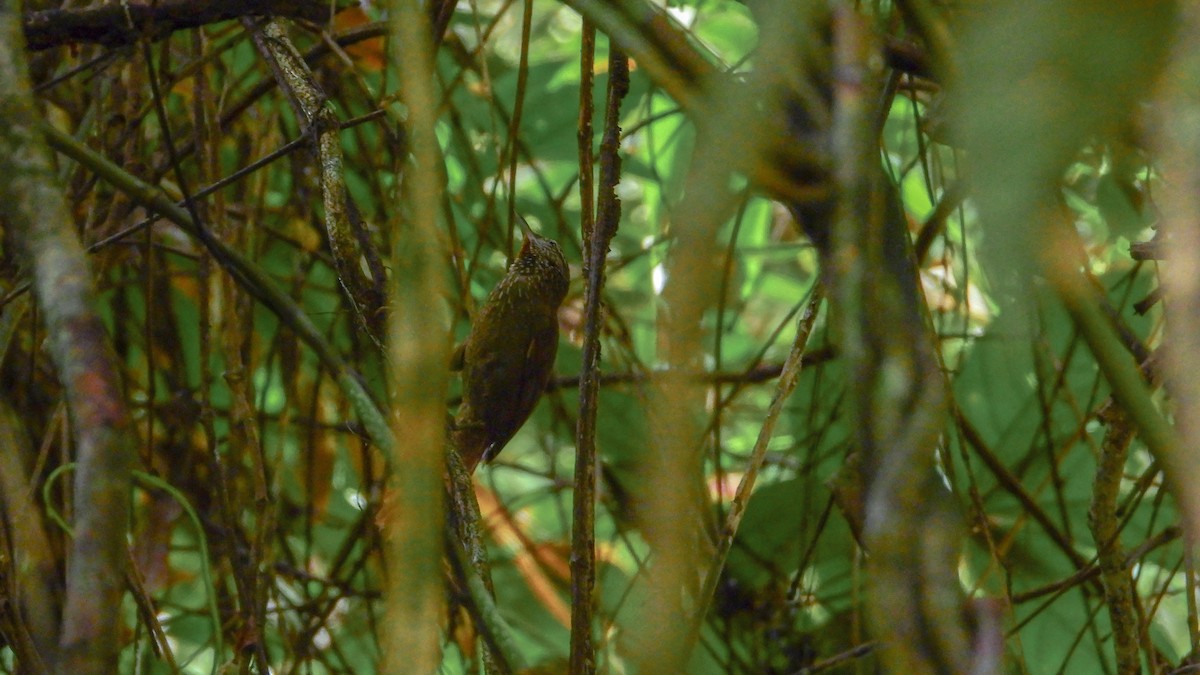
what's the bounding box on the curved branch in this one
[23,0,330,51]
[1,12,133,673]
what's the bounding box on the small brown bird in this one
[452,218,569,472]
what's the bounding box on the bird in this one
[451,217,569,472]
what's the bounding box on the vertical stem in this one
[1088,407,1141,674]
[382,0,451,671]
[570,17,598,674]
[1155,0,1200,550]
[570,41,628,675]
[505,0,536,247]
[0,5,133,673]
[827,8,964,672]
[577,21,596,258]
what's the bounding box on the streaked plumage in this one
[453,231,569,471]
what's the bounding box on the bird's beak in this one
[520,230,543,256]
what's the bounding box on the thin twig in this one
[690,284,825,649]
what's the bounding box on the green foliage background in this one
[0,0,1192,673]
